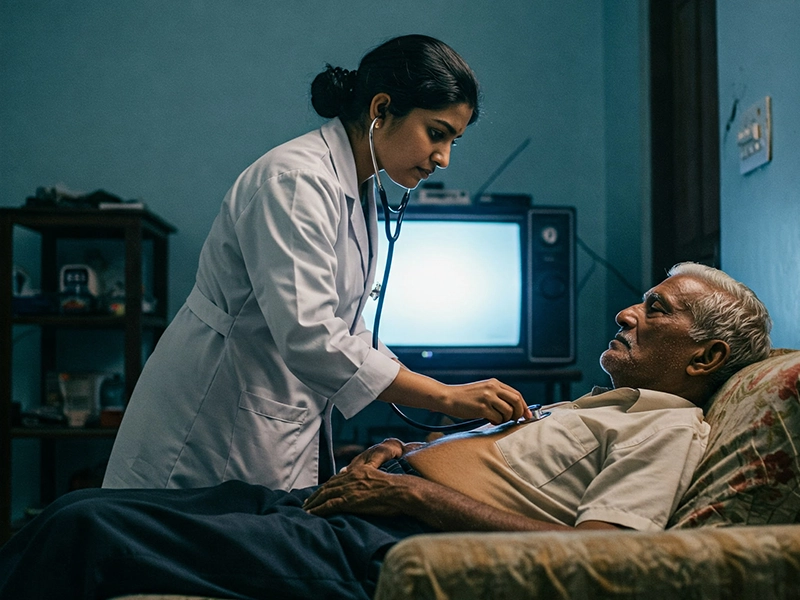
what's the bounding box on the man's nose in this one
[615,305,638,328]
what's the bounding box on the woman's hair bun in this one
[311,64,358,119]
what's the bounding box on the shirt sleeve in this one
[576,419,709,531]
[233,168,399,414]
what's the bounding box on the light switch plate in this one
[737,96,772,175]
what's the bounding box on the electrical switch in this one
[737,96,772,175]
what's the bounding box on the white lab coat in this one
[103,118,400,491]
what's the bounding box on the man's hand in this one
[339,437,420,472]
[303,459,409,517]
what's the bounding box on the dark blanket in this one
[0,480,433,599]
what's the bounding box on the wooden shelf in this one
[1,206,175,543]
[12,314,168,328]
[10,427,119,439]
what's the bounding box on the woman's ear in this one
[369,93,392,122]
[687,340,731,377]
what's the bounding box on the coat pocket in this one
[237,390,308,423]
[223,390,309,487]
[496,411,599,488]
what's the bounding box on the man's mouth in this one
[613,334,631,348]
[417,167,432,180]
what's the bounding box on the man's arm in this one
[303,441,622,532]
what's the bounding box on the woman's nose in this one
[433,147,450,169]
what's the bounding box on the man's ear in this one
[686,340,730,377]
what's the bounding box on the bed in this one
[112,348,800,599]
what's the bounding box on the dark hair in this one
[311,35,480,128]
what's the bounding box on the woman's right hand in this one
[378,369,531,425]
[438,378,531,424]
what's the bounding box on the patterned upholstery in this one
[374,525,800,599]
[670,349,800,528]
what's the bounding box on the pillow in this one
[669,349,800,528]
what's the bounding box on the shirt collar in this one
[576,386,696,412]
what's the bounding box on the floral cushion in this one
[670,349,800,528]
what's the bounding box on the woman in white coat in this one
[103,34,531,491]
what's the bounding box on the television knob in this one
[541,226,558,245]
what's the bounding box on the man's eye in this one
[429,129,444,141]
[451,138,459,147]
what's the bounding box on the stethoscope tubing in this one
[367,117,504,433]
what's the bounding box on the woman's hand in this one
[379,369,532,425]
[440,379,532,424]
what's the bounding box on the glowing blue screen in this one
[361,220,522,347]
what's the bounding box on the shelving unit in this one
[0,206,176,542]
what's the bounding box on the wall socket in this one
[737,96,772,175]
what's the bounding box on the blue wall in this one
[1,1,649,518]
[716,0,800,350]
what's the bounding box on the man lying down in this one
[0,263,772,600]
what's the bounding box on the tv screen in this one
[363,219,521,347]
[362,204,576,371]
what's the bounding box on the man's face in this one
[600,274,713,392]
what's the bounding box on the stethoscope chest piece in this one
[518,404,551,423]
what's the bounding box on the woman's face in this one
[373,102,473,189]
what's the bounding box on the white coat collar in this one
[319,117,378,299]
[319,118,360,201]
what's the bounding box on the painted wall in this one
[716,0,800,350]
[1,1,649,518]
[603,0,651,327]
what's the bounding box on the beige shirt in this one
[405,387,710,531]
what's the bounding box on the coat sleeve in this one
[352,313,397,358]
[233,168,399,417]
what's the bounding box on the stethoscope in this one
[367,117,549,433]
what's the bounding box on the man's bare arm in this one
[303,454,622,533]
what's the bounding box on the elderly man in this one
[0,263,772,600]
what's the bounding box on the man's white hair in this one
[668,262,772,384]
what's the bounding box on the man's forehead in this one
[645,275,713,309]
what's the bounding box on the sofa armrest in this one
[374,525,800,599]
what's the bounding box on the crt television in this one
[362,204,576,371]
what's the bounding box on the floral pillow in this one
[669,349,800,528]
